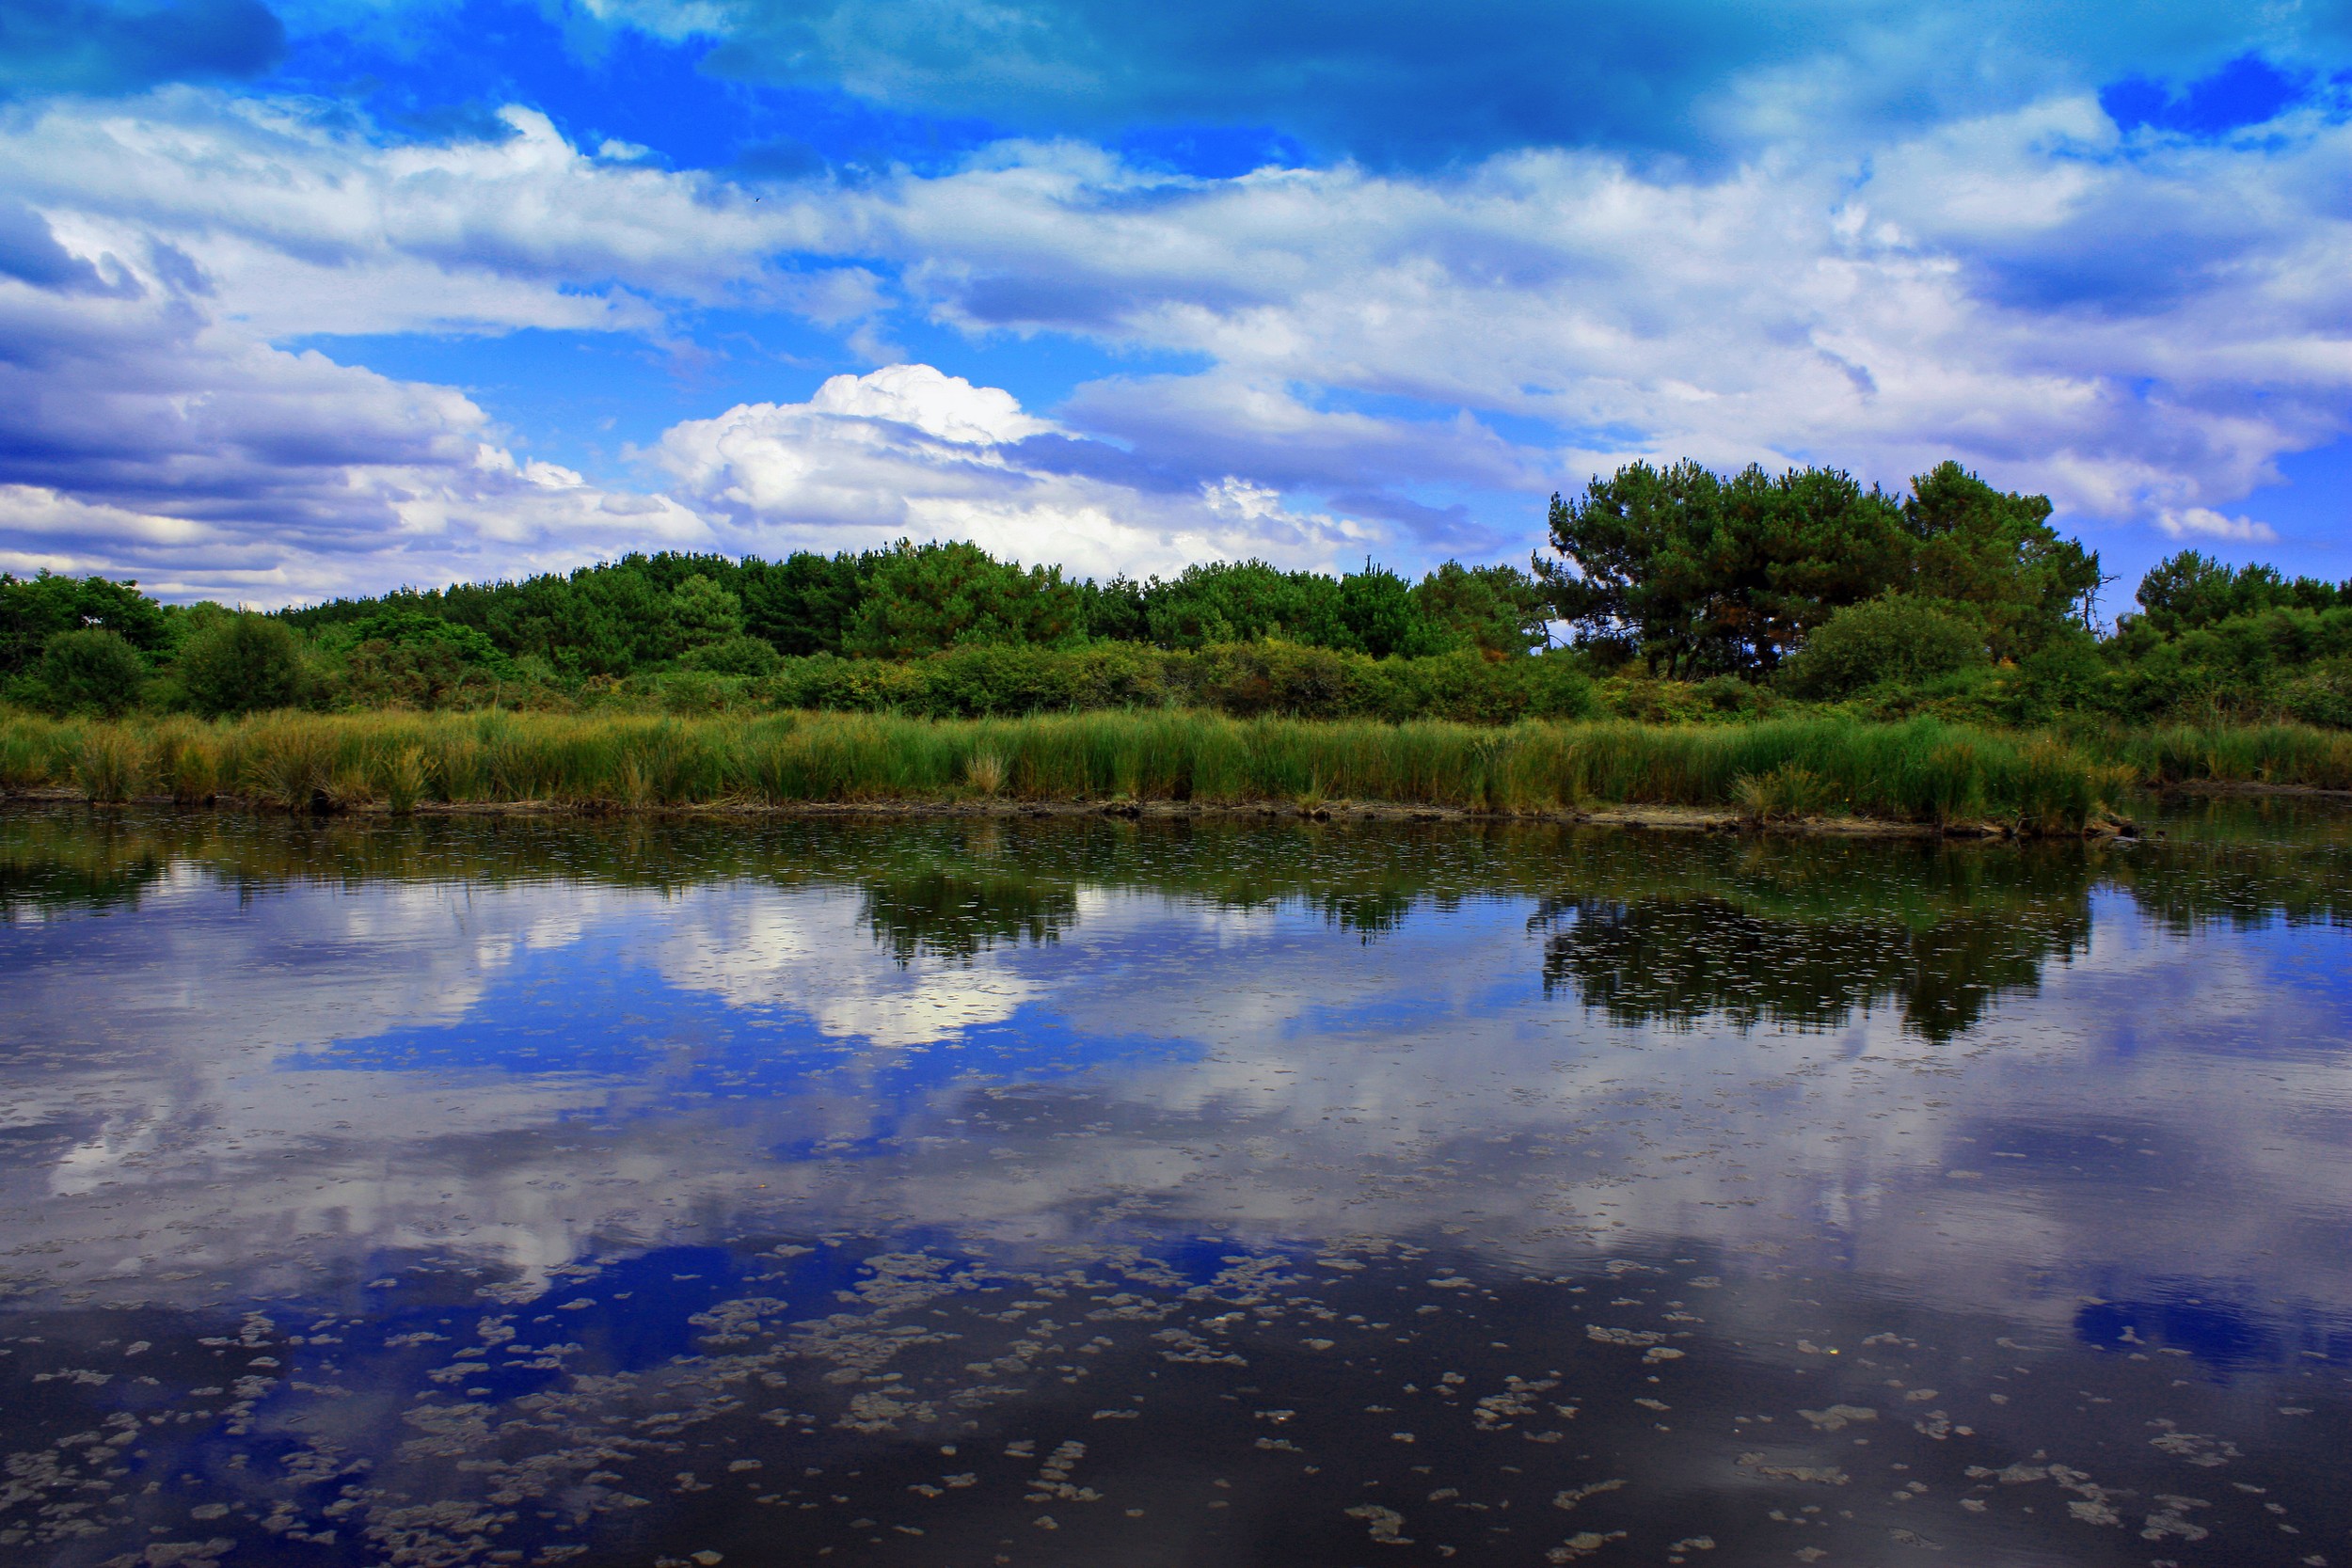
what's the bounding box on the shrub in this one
[37,628,146,716]
[678,634,781,676]
[1781,595,1988,698]
[2279,662,2352,730]
[180,613,304,716]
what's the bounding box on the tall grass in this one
[0,708,2134,828]
[2090,722,2352,793]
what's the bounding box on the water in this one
[2,803,2348,1567]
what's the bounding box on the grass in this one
[2088,722,2352,793]
[0,707,2142,830]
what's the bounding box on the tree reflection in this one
[1532,894,2089,1042]
[858,869,1079,964]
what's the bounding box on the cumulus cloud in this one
[657,363,1371,578]
[2157,506,2278,543]
[0,91,812,599]
[0,256,712,598]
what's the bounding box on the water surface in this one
[2,804,2348,1567]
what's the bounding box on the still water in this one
[2,804,2348,1567]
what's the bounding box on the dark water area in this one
[2,800,2349,1568]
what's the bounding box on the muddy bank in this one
[2,786,2132,839]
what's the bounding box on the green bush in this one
[36,628,146,715]
[678,634,782,676]
[2279,660,2352,730]
[750,641,1595,725]
[1781,595,1987,698]
[179,612,304,716]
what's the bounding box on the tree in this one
[1413,561,1551,656]
[671,574,746,647]
[1,571,167,674]
[1538,458,2094,677]
[1078,574,1150,642]
[37,628,147,715]
[179,612,303,715]
[843,541,1083,657]
[331,610,516,707]
[1899,461,2102,657]
[1538,461,1909,677]
[1143,560,1327,648]
[2131,550,2346,637]
[1321,564,1450,658]
[739,551,875,656]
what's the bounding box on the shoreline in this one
[2153,778,2352,802]
[1,786,2131,839]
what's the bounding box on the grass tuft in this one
[75,727,147,804]
[964,748,1007,797]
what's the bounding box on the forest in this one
[2,459,2345,732]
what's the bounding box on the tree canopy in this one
[1536,460,2100,676]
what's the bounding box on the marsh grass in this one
[0,708,2131,827]
[2094,723,2352,793]
[150,718,221,802]
[1734,763,1836,824]
[374,747,426,814]
[964,748,1008,796]
[75,727,147,804]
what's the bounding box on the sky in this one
[1,0,2349,606]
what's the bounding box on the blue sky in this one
[0,0,2348,603]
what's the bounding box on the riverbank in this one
[0,707,2156,833]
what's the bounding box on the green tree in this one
[2130,550,2346,637]
[1899,461,2102,657]
[843,541,1083,657]
[1539,458,2093,678]
[0,571,167,674]
[678,635,782,676]
[1078,574,1151,642]
[37,628,147,715]
[671,574,746,648]
[1143,560,1329,648]
[1413,561,1550,656]
[179,612,304,716]
[739,551,875,656]
[1318,563,1450,658]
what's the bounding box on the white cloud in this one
[655,887,1043,1050]
[2157,506,2280,543]
[833,102,2352,537]
[655,364,1372,578]
[806,362,1051,445]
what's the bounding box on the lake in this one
[2,803,2348,1567]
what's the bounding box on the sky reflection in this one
[1,808,2347,1564]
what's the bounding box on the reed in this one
[0,708,2134,827]
[74,726,147,804]
[2090,722,2352,792]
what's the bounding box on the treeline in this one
[283,544,1552,672]
[2,456,2346,729]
